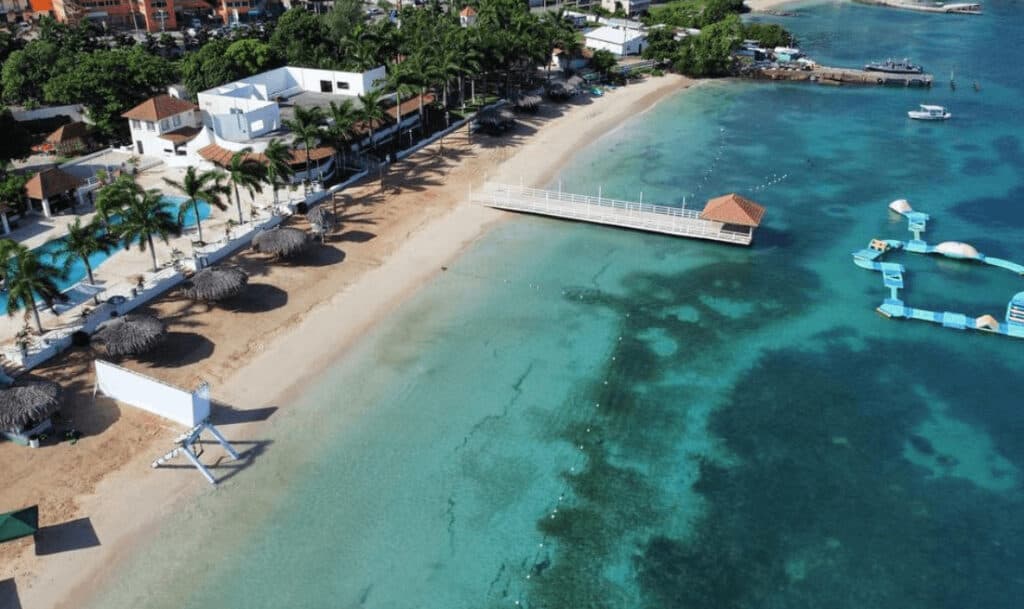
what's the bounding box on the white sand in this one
[2,73,696,609]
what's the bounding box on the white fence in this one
[95,360,210,427]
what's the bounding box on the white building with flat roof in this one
[584,25,648,56]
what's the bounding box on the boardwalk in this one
[472,183,754,245]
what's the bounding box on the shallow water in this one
[88,3,1024,607]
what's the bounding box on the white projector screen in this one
[94,360,210,427]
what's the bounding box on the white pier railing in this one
[473,183,752,245]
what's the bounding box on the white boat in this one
[907,104,951,121]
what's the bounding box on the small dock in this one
[753,65,933,87]
[472,183,765,246]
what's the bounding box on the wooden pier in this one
[753,65,933,87]
[472,183,760,246]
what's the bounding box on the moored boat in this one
[865,58,924,74]
[907,104,951,120]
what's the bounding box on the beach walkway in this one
[472,182,757,245]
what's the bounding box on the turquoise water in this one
[1,196,210,315]
[87,3,1024,608]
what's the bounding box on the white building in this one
[584,25,648,56]
[122,95,203,161]
[599,0,649,17]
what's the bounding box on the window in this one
[172,114,182,127]
[160,119,170,131]
[146,121,155,132]
[320,80,333,93]
[336,81,350,90]
[132,119,141,130]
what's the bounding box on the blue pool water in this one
[87,3,1024,608]
[1,196,210,315]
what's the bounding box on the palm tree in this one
[0,237,25,285]
[117,189,181,272]
[326,99,359,173]
[94,174,142,226]
[263,138,295,206]
[163,166,229,244]
[282,105,324,189]
[358,88,388,154]
[386,64,419,149]
[51,217,114,303]
[5,246,68,333]
[225,148,265,224]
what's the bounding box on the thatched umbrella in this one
[252,227,312,259]
[0,381,61,432]
[306,206,337,238]
[513,93,542,112]
[476,108,517,134]
[92,314,166,357]
[182,265,249,302]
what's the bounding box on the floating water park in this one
[853,199,1024,338]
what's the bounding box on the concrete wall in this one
[287,66,386,97]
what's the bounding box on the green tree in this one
[1,42,60,105]
[642,26,682,62]
[269,8,333,67]
[591,49,618,77]
[5,246,68,333]
[224,39,277,76]
[162,166,229,244]
[326,100,359,173]
[326,0,365,40]
[0,109,32,165]
[673,15,744,77]
[357,88,388,154]
[43,46,177,136]
[180,38,236,95]
[282,105,325,184]
[51,217,114,302]
[116,189,181,272]
[225,148,265,223]
[0,173,28,218]
[262,138,295,206]
[94,175,143,226]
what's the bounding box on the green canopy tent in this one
[0,506,38,543]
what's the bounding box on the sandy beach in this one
[0,73,694,608]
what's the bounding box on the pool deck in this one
[0,163,287,344]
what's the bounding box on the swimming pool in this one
[1,196,211,316]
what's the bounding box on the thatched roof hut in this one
[306,206,337,235]
[182,265,249,302]
[476,107,517,134]
[92,314,166,356]
[0,382,61,432]
[513,93,542,112]
[547,76,584,101]
[252,227,312,259]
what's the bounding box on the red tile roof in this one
[460,6,477,16]
[46,121,89,145]
[24,167,82,200]
[700,193,766,227]
[197,144,335,168]
[122,95,198,122]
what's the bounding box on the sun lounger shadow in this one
[34,517,100,556]
[210,401,277,426]
[158,439,272,485]
[0,579,21,609]
[336,230,376,244]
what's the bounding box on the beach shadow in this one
[0,579,21,609]
[156,439,272,485]
[289,245,346,267]
[223,283,288,314]
[336,229,376,244]
[34,517,101,556]
[139,332,215,368]
[210,401,277,426]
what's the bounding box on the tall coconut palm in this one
[163,166,229,244]
[117,189,181,272]
[5,246,68,333]
[282,105,324,188]
[225,148,265,224]
[357,88,388,154]
[51,217,115,303]
[386,65,419,149]
[263,138,295,206]
[94,175,142,226]
[0,237,25,285]
[326,99,359,172]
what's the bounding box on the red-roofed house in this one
[459,6,477,27]
[122,94,202,160]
